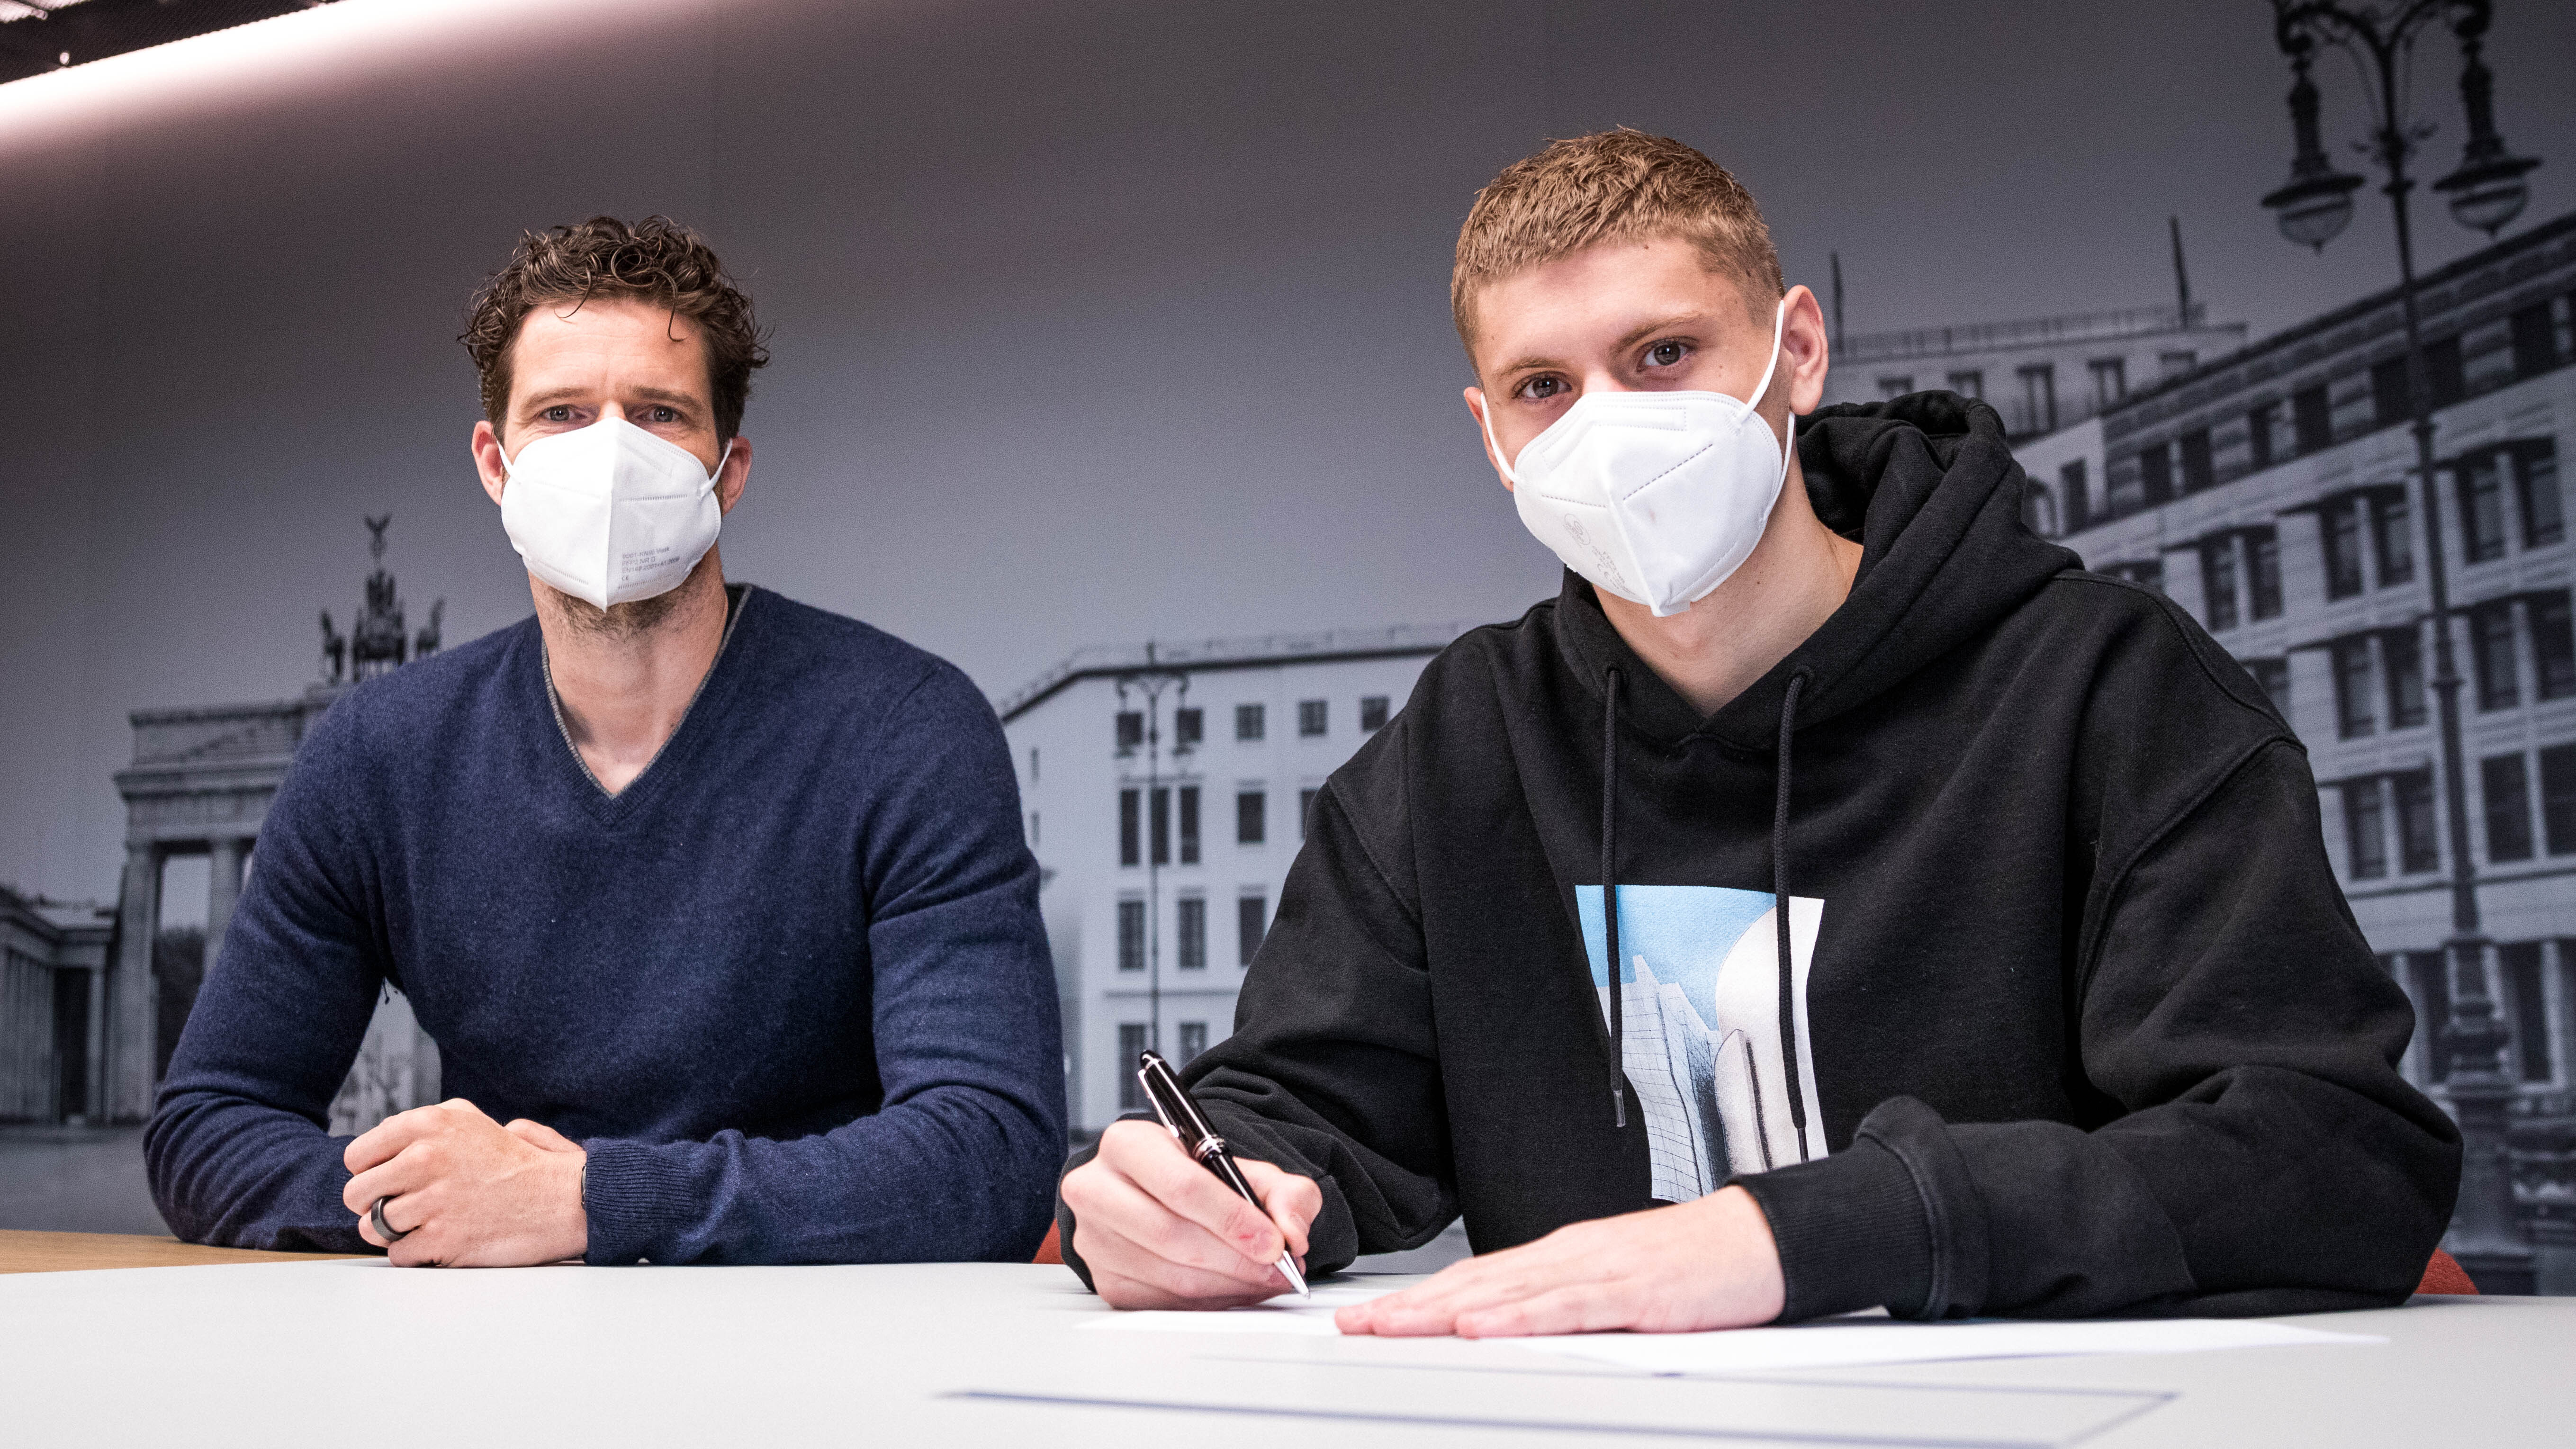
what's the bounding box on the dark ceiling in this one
[0,0,341,87]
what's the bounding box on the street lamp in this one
[2261,0,2543,1293]
[1117,649,1189,1057]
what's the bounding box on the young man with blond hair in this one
[1057,130,2458,1332]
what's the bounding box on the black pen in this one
[1135,1049,1310,1299]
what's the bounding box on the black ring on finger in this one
[370,1195,411,1244]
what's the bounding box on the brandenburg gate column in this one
[204,837,247,982]
[107,841,162,1122]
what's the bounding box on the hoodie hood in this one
[1555,392,2081,753]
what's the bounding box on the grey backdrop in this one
[5,0,2572,907]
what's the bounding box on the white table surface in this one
[0,1260,2565,1448]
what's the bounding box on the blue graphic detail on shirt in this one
[1573,883,1828,1200]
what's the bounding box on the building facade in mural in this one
[49,521,450,1130]
[999,625,1464,1134]
[2013,210,2576,1289]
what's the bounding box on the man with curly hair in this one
[147,217,1067,1267]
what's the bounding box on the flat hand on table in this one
[1334,1185,1785,1337]
[342,1098,588,1267]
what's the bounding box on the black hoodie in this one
[1063,394,2461,1322]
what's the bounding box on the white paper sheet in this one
[1078,1285,1393,1336]
[1084,1293,2383,1372]
[1513,1317,2384,1374]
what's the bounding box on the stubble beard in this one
[543,550,719,642]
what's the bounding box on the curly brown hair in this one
[1452,129,1782,353]
[461,215,769,441]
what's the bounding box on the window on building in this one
[1946,369,1984,400]
[2510,301,2561,379]
[1235,789,1265,845]
[2332,636,2377,738]
[2247,401,2279,471]
[2198,536,2239,631]
[1299,787,1319,838]
[2247,657,2291,713]
[2381,626,2426,730]
[2408,953,2455,1081]
[1116,711,1143,754]
[2248,528,2284,619]
[1235,702,1265,741]
[2370,356,2412,428]
[2022,481,2056,537]
[1877,375,1914,399]
[2018,364,2057,435]
[1178,1020,1209,1065]
[1029,811,1040,847]
[1177,785,1200,864]
[1298,699,1326,737]
[2459,452,2509,563]
[2159,349,2198,378]
[2536,592,2576,702]
[2323,498,2367,599]
[1028,747,1040,783]
[1150,786,1171,865]
[2370,491,2414,585]
[2180,428,2215,494]
[1174,707,1203,749]
[1237,895,1266,966]
[2090,357,2127,410]
[2514,443,2564,549]
[1360,695,1390,732]
[2424,335,2467,408]
[1117,901,1146,972]
[2342,779,2389,879]
[2483,753,2534,863]
[2470,601,2521,711]
[2545,743,2576,856]
[2394,771,2439,874]
[1176,896,1206,970]
[2502,943,2554,1084]
[2292,384,2332,454]
[2059,459,2090,531]
[1118,1023,1149,1107]
[1119,788,1140,867]
[2139,441,2174,505]
[2102,559,2163,592]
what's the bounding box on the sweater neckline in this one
[538,583,753,817]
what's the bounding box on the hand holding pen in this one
[1134,1049,1310,1299]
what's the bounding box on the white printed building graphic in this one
[1578,884,1829,1203]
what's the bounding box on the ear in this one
[714,435,752,515]
[1777,284,1829,418]
[471,420,509,508]
[1463,387,1515,494]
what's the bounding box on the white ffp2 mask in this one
[1484,298,1794,617]
[499,417,730,611]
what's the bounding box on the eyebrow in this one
[516,385,707,413]
[1494,311,1715,380]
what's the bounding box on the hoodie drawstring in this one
[1600,664,1811,1159]
[1602,666,1627,1130]
[1774,669,1811,1161]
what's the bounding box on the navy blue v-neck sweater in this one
[146,585,1066,1264]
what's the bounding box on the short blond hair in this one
[1452,129,1783,351]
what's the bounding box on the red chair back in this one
[2416,1248,2477,1295]
[1034,1221,1064,1266]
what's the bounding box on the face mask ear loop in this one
[1477,397,1523,488]
[1747,298,1794,478]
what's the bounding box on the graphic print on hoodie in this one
[1577,884,1827,1198]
